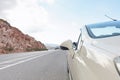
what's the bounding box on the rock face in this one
[0,19,47,54]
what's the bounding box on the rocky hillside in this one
[0,19,47,54]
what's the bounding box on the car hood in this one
[92,36,120,57]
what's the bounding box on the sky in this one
[0,0,120,45]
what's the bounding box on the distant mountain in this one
[0,19,47,54]
[45,43,59,49]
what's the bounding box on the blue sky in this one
[0,0,120,44]
[48,0,120,24]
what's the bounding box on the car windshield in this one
[86,21,120,38]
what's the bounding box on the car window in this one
[91,26,120,37]
[86,21,120,38]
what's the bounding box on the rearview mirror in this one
[60,40,73,50]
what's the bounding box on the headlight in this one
[114,56,120,75]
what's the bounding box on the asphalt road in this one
[0,50,69,80]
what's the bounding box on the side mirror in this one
[72,42,77,50]
[60,40,73,50]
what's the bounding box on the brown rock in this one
[0,19,47,54]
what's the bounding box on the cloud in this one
[0,0,58,44]
[0,0,78,44]
[40,0,55,5]
[3,0,48,33]
[0,0,17,17]
[0,0,16,10]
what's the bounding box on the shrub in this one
[4,47,14,51]
[26,48,48,52]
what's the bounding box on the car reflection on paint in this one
[60,20,120,80]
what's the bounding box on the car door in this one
[67,30,84,80]
[68,29,98,80]
[68,29,116,80]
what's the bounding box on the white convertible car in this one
[60,20,120,80]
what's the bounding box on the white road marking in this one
[0,55,37,65]
[0,52,52,70]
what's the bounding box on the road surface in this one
[0,50,69,80]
